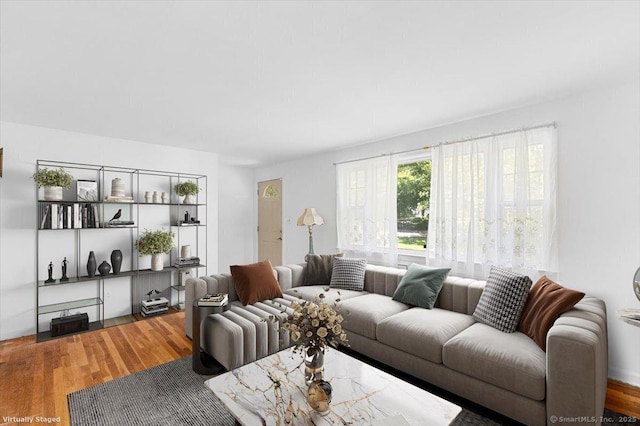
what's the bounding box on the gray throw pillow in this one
[304,253,344,285]
[473,266,532,333]
[392,264,450,309]
[329,257,367,291]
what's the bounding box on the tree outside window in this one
[397,160,431,251]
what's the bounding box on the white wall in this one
[255,80,640,386]
[217,163,255,273]
[0,122,219,340]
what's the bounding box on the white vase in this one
[151,253,164,271]
[44,186,63,201]
[145,191,153,203]
[184,194,196,204]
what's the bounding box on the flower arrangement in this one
[174,181,201,196]
[32,168,73,189]
[134,229,175,255]
[268,289,348,354]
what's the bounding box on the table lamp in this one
[297,208,324,254]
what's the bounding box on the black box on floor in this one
[51,313,89,337]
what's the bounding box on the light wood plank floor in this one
[0,311,638,425]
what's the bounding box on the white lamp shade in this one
[297,208,324,226]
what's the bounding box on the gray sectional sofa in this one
[185,263,608,426]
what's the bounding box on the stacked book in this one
[198,293,228,307]
[174,256,201,268]
[141,297,169,317]
[104,196,134,203]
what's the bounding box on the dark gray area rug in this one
[68,356,637,426]
[67,357,235,426]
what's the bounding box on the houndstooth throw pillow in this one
[473,267,532,333]
[329,257,367,291]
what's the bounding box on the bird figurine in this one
[109,209,122,223]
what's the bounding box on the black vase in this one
[98,261,111,277]
[111,249,122,274]
[87,251,97,278]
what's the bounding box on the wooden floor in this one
[0,312,191,426]
[0,311,638,425]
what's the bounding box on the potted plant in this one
[32,167,74,201]
[174,181,201,204]
[135,229,175,271]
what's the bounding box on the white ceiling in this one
[1,1,639,167]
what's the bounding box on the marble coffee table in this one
[205,348,461,425]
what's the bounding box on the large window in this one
[397,159,431,251]
[427,125,557,278]
[336,156,397,266]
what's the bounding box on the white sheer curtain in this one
[336,156,398,266]
[427,126,558,279]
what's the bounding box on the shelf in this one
[38,200,102,204]
[39,267,205,286]
[38,297,103,315]
[39,271,137,287]
[35,159,208,341]
[39,200,206,206]
[36,320,104,343]
[137,267,176,276]
[38,226,137,231]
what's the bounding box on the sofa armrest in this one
[546,298,607,426]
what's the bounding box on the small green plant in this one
[174,181,201,196]
[32,168,73,189]
[135,229,175,256]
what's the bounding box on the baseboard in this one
[609,368,640,388]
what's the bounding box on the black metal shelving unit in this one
[35,160,208,342]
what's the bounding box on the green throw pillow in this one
[392,264,451,309]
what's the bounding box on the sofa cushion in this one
[339,294,410,339]
[517,275,585,351]
[472,267,532,332]
[377,308,475,364]
[283,286,366,305]
[230,260,283,305]
[443,323,546,401]
[392,264,450,309]
[304,253,344,285]
[330,257,367,291]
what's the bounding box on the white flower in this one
[317,327,328,338]
[336,315,344,323]
[291,331,301,341]
[332,324,342,334]
[306,331,313,338]
[318,311,327,320]
[340,333,347,341]
[312,319,319,327]
[310,309,318,318]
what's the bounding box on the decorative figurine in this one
[161,191,169,204]
[109,209,122,223]
[45,261,55,283]
[60,257,69,282]
[184,210,190,223]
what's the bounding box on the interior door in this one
[258,179,283,266]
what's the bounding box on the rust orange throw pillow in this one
[230,259,283,306]
[517,276,585,351]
